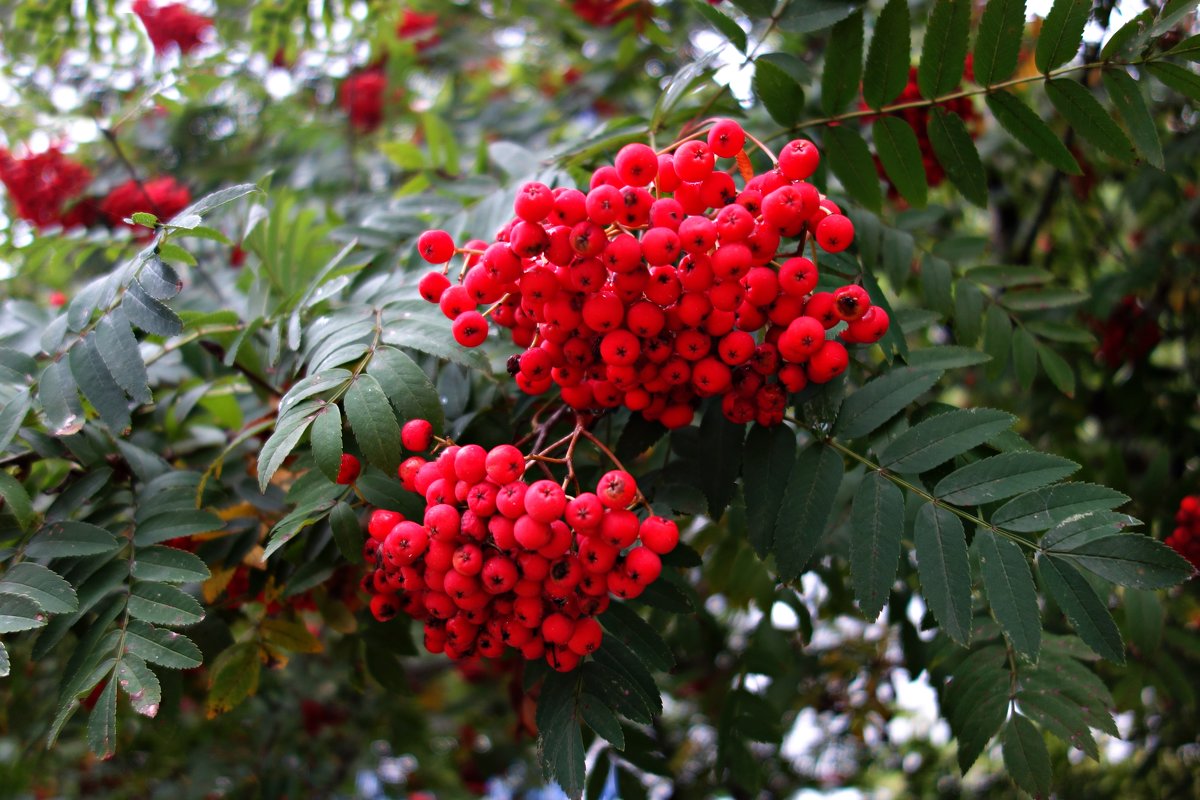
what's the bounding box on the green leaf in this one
[175,183,260,219]
[1055,534,1195,589]
[773,445,844,581]
[344,374,403,477]
[138,256,182,301]
[983,305,1013,378]
[131,211,158,228]
[986,91,1082,174]
[310,403,343,484]
[927,108,989,206]
[1044,79,1136,164]
[599,601,675,673]
[131,546,211,583]
[69,334,131,432]
[0,562,78,614]
[583,662,651,724]
[1035,0,1090,72]
[537,671,586,799]
[873,116,929,207]
[973,0,1027,85]
[330,501,364,565]
[94,309,152,405]
[977,529,1041,660]
[862,0,911,108]
[38,359,84,436]
[1101,69,1163,169]
[128,582,205,627]
[0,391,31,454]
[125,620,202,669]
[1003,715,1052,798]
[835,367,943,438]
[117,655,162,717]
[1041,511,1141,550]
[580,693,625,750]
[919,254,954,316]
[592,637,662,716]
[278,370,352,415]
[914,502,973,646]
[134,510,223,546]
[821,11,864,114]
[881,408,1016,474]
[123,282,183,337]
[850,472,905,620]
[368,346,444,434]
[1123,588,1163,654]
[695,405,745,520]
[935,452,1079,505]
[778,0,862,33]
[1012,326,1038,390]
[0,472,33,530]
[1035,341,1075,397]
[754,58,804,126]
[0,594,48,633]
[1167,33,1200,61]
[691,0,747,51]
[257,400,321,492]
[904,346,991,369]
[822,125,883,212]
[1001,288,1089,312]
[954,281,985,346]
[919,0,972,98]
[0,642,8,678]
[1038,555,1124,663]
[742,424,796,557]
[1146,61,1200,102]
[994,483,1128,532]
[206,642,262,717]
[86,673,118,759]
[966,265,1055,287]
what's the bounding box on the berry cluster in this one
[340,70,389,133]
[397,8,440,51]
[1090,295,1161,368]
[567,0,648,26]
[133,0,212,56]
[0,146,92,230]
[1167,495,1200,571]
[361,419,680,672]
[415,120,889,429]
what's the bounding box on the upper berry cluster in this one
[1167,495,1200,571]
[415,120,890,429]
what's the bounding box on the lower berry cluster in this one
[1167,495,1200,571]
[415,120,890,430]
[361,419,679,672]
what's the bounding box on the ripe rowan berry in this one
[335,453,361,485]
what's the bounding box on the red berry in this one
[486,444,525,484]
[639,516,679,554]
[401,419,434,452]
[370,593,400,622]
[541,613,574,645]
[417,229,455,264]
[778,139,820,180]
[452,310,489,347]
[624,546,663,585]
[567,617,604,655]
[806,340,849,383]
[815,214,854,253]
[596,470,637,509]
[707,118,746,158]
[418,271,451,303]
[672,140,715,183]
[368,509,402,542]
[614,143,659,187]
[335,453,361,485]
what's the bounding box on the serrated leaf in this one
[583,662,652,724]
[368,346,444,434]
[914,502,972,646]
[1016,687,1098,758]
[935,452,1079,505]
[94,309,152,405]
[137,256,182,301]
[822,11,864,114]
[754,58,804,126]
[742,424,796,557]
[881,408,1016,474]
[1035,0,1090,72]
[592,637,662,717]
[537,670,586,799]
[1003,715,1052,798]
[277,369,352,415]
[124,618,204,671]
[823,124,883,212]
[773,445,844,581]
[330,502,364,564]
[310,403,343,484]
[1012,326,1038,390]
[1045,79,1136,164]
[954,280,985,346]
[206,642,262,717]
[1101,69,1163,169]
[0,641,9,677]
[117,655,162,718]
[695,405,745,520]
[257,400,322,492]
[986,91,1081,174]
[920,254,954,316]
[1035,341,1075,397]
[0,472,33,530]
[983,305,1013,378]
[928,108,988,206]
[174,183,259,220]
[1002,288,1089,311]
[850,472,905,620]
[123,282,182,337]
[0,594,48,633]
[1038,555,1124,663]
[344,374,403,477]
[599,602,674,672]
[69,334,131,432]
[952,665,1010,771]
[862,0,911,107]
[0,391,31,453]
[778,0,862,33]
[0,562,78,614]
[691,0,747,50]
[905,346,991,369]
[1055,534,1195,589]
[974,0,1026,85]
[994,483,1128,532]
[128,582,205,627]
[1146,61,1200,102]
[835,367,943,438]
[134,510,223,546]
[131,546,210,583]
[919,0,971,98]
[1041,511,1141,550]
[1167,33,1200,60]
[873,116,929,207]
[977,529,1041,660]
[86,674,118,759]
[580,693,625,750]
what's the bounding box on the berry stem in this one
[742,131,778,164]
[481,294,511,319]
